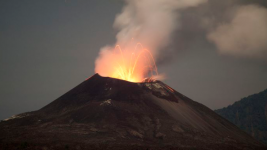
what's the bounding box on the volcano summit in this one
[0,74,265,149]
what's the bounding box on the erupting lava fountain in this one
[95,43,162,83]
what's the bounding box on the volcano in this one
[0,74,265,149]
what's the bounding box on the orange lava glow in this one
[95,43,159,82]
[165,85,174,92]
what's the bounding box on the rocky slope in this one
[0,74,265,149]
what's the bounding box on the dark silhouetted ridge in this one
[215,88,267,145]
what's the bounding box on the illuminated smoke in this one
[95,0,207,82]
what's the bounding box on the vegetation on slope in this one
[215,89,267,144]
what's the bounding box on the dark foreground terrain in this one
[0,74,265,149]
[216,89,267,145]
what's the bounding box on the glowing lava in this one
[95,43,159,82]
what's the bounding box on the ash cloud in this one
[113,0,208,55]
[207,4,267,59]
[95,0,267,75]
[95,0,208,77]
[155,0,267,63]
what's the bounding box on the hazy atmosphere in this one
[1,0,267,120]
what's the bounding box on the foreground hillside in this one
[0,74,265,149]
[215,89,267,144]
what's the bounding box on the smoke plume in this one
[95,0,207,79]
[208,4,267,58]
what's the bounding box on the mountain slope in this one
[215,89,267,144]
[0,74,265,149]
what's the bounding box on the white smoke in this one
[95,0,208,77]
[113,0,208,55]
[208,4,267,58]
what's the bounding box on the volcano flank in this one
[0,74,265,149]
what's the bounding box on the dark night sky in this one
[1,0,267,120]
